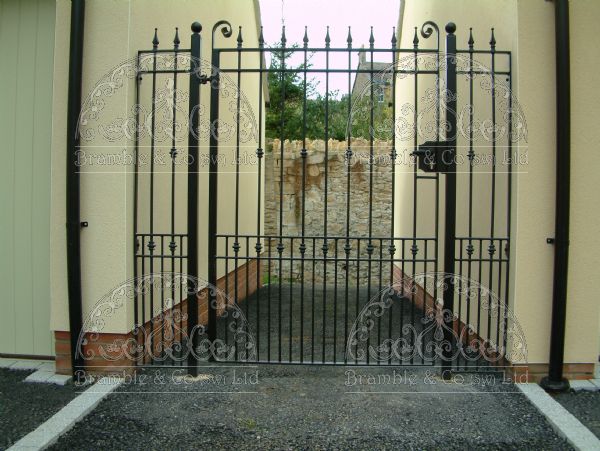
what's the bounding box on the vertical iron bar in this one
[207,35,222,359]
[311,237,316,363]
[487,28,497,354]
[388,28,398,365]
[133,53,141,363]
[410,27,419,365]
[255,27,265,362]
[233,27,243,362]
[149,29,159,361]
[466,27,475,369]
[343,27,352,364]
[160,235,165,358]
[441,22,457,378]
[277,26,286,364]
[141,236,146,361]
[225,236,229,348]
[289,237,294,361]
[299,27,309,364]
[187,22,202,375]
[354,239,361,364]
[267,236,272,360]
[366,27,375,365]
[179,235,183,364]
[503,56,513,357]
[333,238,338,363]
[322,27,331,364]
[169,28,180,361]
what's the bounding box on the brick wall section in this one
[55,259,260,375]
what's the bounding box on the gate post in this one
[442,22,457,378]
[186,22,202,375]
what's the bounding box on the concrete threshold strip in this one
[8,377,122,451]
[518,383,600,451]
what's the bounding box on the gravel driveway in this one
[0,368,78,449]
[50,365,570,450]
[554,391,600,440]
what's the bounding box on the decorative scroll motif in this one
[345,272,528,365]
[75,272,257,365]
[76,54,258,144]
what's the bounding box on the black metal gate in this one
[133,20,518,375]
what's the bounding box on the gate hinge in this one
[412,140,455,173]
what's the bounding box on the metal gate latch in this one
[412,140,455,173]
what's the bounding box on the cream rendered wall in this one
[397,0,600,365]
[567,0,600,363]
[0,0,56,356]
[50,0,264,334]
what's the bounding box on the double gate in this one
[133,20,517,374]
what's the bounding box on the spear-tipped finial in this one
[468,27,474,49]
[173,27,180,48]
[325,26,330,47]
[152,28,159,48]
[237,26,243,47]
[490,27,496,49]
[413,26,419,47]
[281,25,286,46]
[369,26,374,47]
[259,26,264,46]
[347,26,352,48]
[391,26,397,46]
[303,26,309,47]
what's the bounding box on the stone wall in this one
[263,138,395,285]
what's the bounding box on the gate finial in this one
[191,22,202,33]
[369,26,374,47]
[303,26,309,47]
[413,27,419,48]
[347,26,352,48]
[259,26,264,47]
[152,28,159,48]
[468,27,474,49]
[489,27,496,50]
[391,26,397,46]
[173,27,180,48]
[445,22,456,34]
[237,26,243,48]
[325,26,331,47]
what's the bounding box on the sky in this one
[258,0,401,97]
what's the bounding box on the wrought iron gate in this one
[133,20,520,374]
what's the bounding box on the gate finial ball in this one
[445,22,456,34]
[191,22,202,33]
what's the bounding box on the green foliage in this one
[265,46,393,141]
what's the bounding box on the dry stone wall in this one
[263,138,395,286]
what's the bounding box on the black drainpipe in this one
[540,0,570,393]
[66,0,86,380]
